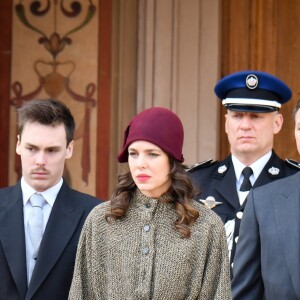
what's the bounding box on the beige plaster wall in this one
[136,0,221,166]
[110,0,221,193]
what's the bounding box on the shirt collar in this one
[232,151,272,183]
[21,177,63,207]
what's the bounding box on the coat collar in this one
[254,151,285,187]
[212,156,240,210]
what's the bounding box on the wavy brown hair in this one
[105,159,200,238]
[293,99,300,119]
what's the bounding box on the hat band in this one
[222,98,281,109]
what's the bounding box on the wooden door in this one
[220,0,300,161]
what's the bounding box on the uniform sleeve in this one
[68,214,97,300]
[198,217,232,300]
[232,189,264,299]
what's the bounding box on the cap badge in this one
[200,196,222,209]
[218,165,227,174]
[246,74,258,89]
[268,166,280,175]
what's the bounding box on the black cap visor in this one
[225,104,279,113]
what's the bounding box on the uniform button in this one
[144,224,151,232]
[236,211,243,219]
[145,203,151,208]
[143,247,150,255]
[235,236,239,243]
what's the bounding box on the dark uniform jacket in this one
[188,150,300,264]
[0,180,101,300]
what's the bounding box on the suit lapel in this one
[27,182,85,298]
[272,173,300,299]
[254,151,284,187]
[0,184,27,299]
[214,158,240,210]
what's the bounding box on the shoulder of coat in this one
[187,159,218,173]
[285,158,300,169]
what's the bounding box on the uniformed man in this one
[188,70,300,269]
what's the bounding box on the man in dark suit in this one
[0,99,101,300]
[232,99,300,300]
[188,70,300,266]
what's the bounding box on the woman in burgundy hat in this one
[69,107,231,300]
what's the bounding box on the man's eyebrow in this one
[24,143,62,149]
[24,142,37,147]
[46,145,62,150]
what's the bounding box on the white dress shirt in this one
[226,151,272,260]
[232,151,272,205]
[22,177,63,284]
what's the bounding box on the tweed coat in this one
[69,190,231,300]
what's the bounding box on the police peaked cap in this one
[214,70,292,112]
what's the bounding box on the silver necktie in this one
[27,193,45,260]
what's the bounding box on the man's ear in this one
[224,113,229,134]
[16,135,21,155]
[65,140,74,159]
[273,113,283,134]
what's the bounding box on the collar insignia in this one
[268,166,280,175]
[200,196,222,209]
[246,74,258,89]
[218,165,227,174]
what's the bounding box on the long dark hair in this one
[293,99,300,119]
[105,159,199,238]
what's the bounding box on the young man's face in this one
[16,122,73,192]
[225,110,283,164]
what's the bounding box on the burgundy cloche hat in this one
[117,107,184,163]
